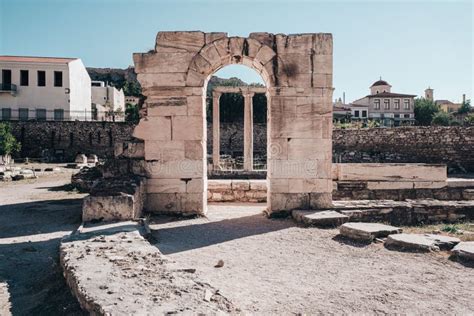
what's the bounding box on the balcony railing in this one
[0,83,17,95]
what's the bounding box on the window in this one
[54,71,63,87]
[404,114,410,118]
[374,99,380,110]
[384,99,390,110]
[36,109,47,121]
[395,114,400,118]
[54,109,64,121]
[362,110,367,117]
[394,99,400,110]
[37,71,46,86]
[19,108,29,121]
[354,110,359,117]
[1,108,11,120]
[20,70,29,86]
[404,99,410,110]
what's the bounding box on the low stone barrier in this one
[82,176,146,222]
[208,179,266,203]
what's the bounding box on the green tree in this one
[0,122,21,156]
[414,98,440,126]
[125,103,140,124]
[431,111,451,126]
[457,99,471,114]
[464,113,474,126]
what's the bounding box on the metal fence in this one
[0,108,125,122]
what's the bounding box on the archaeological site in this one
[1,26,473,316]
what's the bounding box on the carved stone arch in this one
[185,36,277,87]
[133,31,334,217]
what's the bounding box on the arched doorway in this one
[133,31,334,216]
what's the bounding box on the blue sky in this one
[0,0,472,102]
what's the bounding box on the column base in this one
[267,192,333,217]
[145,192,206,216]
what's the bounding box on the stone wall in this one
[9,121,135,161]
[333,127,474,172]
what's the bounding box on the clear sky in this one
[0,0,472,103]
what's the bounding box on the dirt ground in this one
[0,170,86,315]
[149,203,474,315]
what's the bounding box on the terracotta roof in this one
[0,55,78,64]
[435,100,453,105]
[371,80,390,87]
[367,92,416,98]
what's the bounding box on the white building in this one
[0,56,91,121]
[91,81,125,121]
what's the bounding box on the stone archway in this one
[133,31,333,216]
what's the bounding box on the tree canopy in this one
[414,98,440,126]
[0,123,21,156]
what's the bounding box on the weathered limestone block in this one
[232,180,250,191]
[143,160,204,179]
[451,242,474,261]
[385,233,460,252]
[155,31,205,53]
[339,222,402,242]
[133,52,194,73]
[208,180,232,191]
[268,193,310,214]
[144,140,185,161]
[82,177,146,222]
[133,117,172,141]
[114,141,145,159]
[172,116,204,141]
[137,73,187,88]
[146,192,205,215]
[292,210,348,227]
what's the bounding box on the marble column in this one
[243,92,254,171]
[212,92,221,170]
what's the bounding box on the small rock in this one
[203,289,213,302]
[215,260,224,268]
[340,222,402,242]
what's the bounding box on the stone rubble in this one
[451,241,474,261]
[292,210,349,227]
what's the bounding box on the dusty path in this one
[150,203,474,315]
[0,173,86,315]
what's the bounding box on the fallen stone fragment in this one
[204,289,213,302]
[292,210,349,227]
[451,242,474,261]
[340,222,402,242]
[215,260,224,268]
[385,233,460,252]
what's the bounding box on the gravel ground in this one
[0,171,86,315]
[150,203,474,315]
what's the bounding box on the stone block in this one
[146,192,205,215]
[232,180,250,191]
[451,242,474,261]
[148,105,187,117]
[268,138,288,160]
[250,180,267,191]
[155,31,205,53]
[268,193,310,214]
[292,210,348,227]
[133,117,172,141]
[269,159,330,179]
[287,138,331,160]
[288,179,332,193]
[133,52,194,73]
[339,222,402,242]
[385,233,461,252]
[336,164,447,182]
[172,116,203,141]
[187,96,205,116]
[145,140,185,161]
[186,178,204,193]
[208,180,232,191]
[147,178,186,193]
[184,140,205,160]
[143,160,204,179]
[309,192,333,209]
[254,45,276,65]
[137,73,186,87]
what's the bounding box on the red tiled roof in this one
[0,56,78,64]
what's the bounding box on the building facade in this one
[125,96,140,106]
[91,81,125,121]
[0,56,91,121]
[351,79,416,126]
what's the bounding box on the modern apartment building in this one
[351,79,416,126]
[91,81,125,121]
[0,56,91,121]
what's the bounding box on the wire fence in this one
[0,108,125,122]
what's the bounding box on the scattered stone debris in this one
[385,233,461,252]
[339,222,402,242]
[215,260,224,268]
[60,221,236,314]
[71,166,103,192]
[292,210,349,227]
[451,241,474,261]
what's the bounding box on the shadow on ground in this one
[0,198,85,315]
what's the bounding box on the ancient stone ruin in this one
[132,31,334,216]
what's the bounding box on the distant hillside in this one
[87,67,141,97]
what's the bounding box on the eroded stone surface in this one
[451,241,474,261]
[60,221,236,315]
[385,233,461,252]
[292,210,348,227]
[340,222,402,241]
